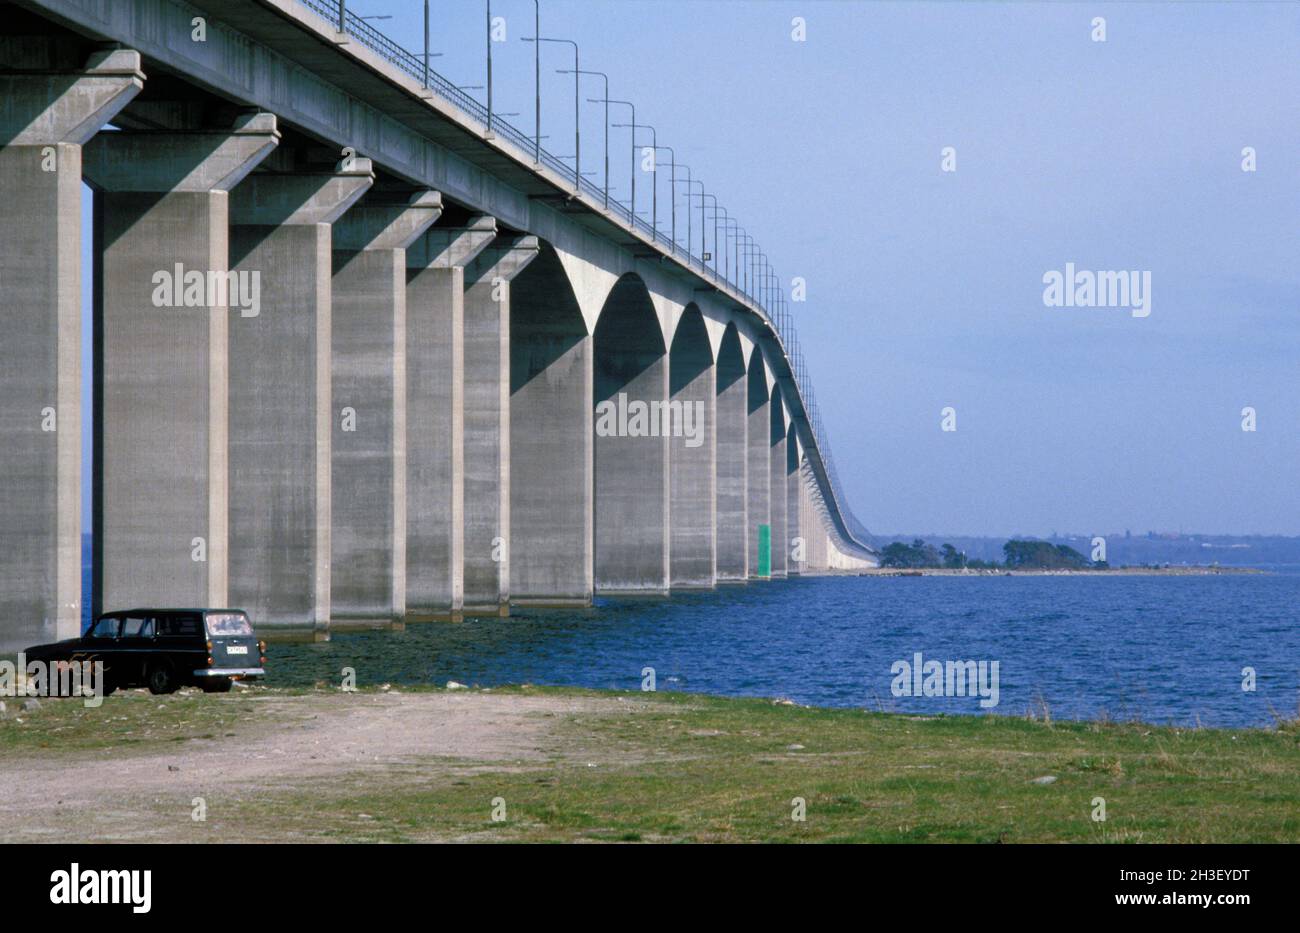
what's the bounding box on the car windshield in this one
[205,612,253,636]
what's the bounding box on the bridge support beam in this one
[594,277,670,595]
[786,429,802,575]
[0,48,142,651]
[462,237,540,615]
[801,462,830,572]
[668,312,716,588]
[228,158,373,635]
[746,353,771,579]
[509,252,593,607]
[403,215,497,620]
[85,112,280,617]
[714,328,747,582]
[769,392,788,579]
[330,189,442,626]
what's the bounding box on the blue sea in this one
[82,554,1299,728]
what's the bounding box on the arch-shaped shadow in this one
[510,243,593,606]
[594,274,666,394]
[594,273,668,593]
[715,323,748,581]
[745,347,771,578]
[668,306,716,587]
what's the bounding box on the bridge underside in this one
[0,1,874,651]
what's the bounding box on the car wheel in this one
[146,662,178,695]
[201,678,233,694]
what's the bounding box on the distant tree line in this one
[879,538,1100,570]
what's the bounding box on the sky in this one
[83,0,1300,537]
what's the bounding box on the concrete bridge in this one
[0,0,875,651]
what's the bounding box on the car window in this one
[205,613,253,636]
[158,614,202,638]
[89,617,119,638]
[120,616,151,638]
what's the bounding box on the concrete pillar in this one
[404,215,497,620]
[462,237,540,615]
[227,158,373,635]
[510,251,593,607]
[786,427,803,575]
[803,462,830,572]
[668,310,716,588]
[769,389,788,579]
[594,277,670,595]
[714,326,747,582]
[0,48,142,651]
[330,189,442,626]
[84,112,280,617]
[746,351,770,579]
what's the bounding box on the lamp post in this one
[709,205,730,283]
[563,70,608,209]
[419,1,445,89]
[720,215,740,287]
[607,100,639,226]
[523,35,579,191]
[691,191,718,275]
[611,118,655,241]
[531,1,539,162]
[683,180,705,270]
[764,268,774,331]
[736,231,754,296]
[486,1,492,133]
[671,166,694,261]
[651,144,675,251]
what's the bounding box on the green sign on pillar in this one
[757,524,771,578]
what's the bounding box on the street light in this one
[530,1,539,162]
[523,34,580,191]
[720,215,740,286]
[650,144,676,252]
[709,204,731,282]
[671,165,694,261]
[486,2,493,134]
[607,100,638,226]
[737,233,755,297]
[421,1,445,89]
[613,118,658,238]
[689,190,718,276]
[562,70,608,209]
[682,180,707,268]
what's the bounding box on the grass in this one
[5,685,1299,842]
[0,689,276,755]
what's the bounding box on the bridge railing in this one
[299,0,874,556]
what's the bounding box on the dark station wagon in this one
[25,608,266,695]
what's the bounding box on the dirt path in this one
[0,690,651,841]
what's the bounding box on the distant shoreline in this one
[855,566,1266,577]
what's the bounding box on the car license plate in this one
[227,645,248,655]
